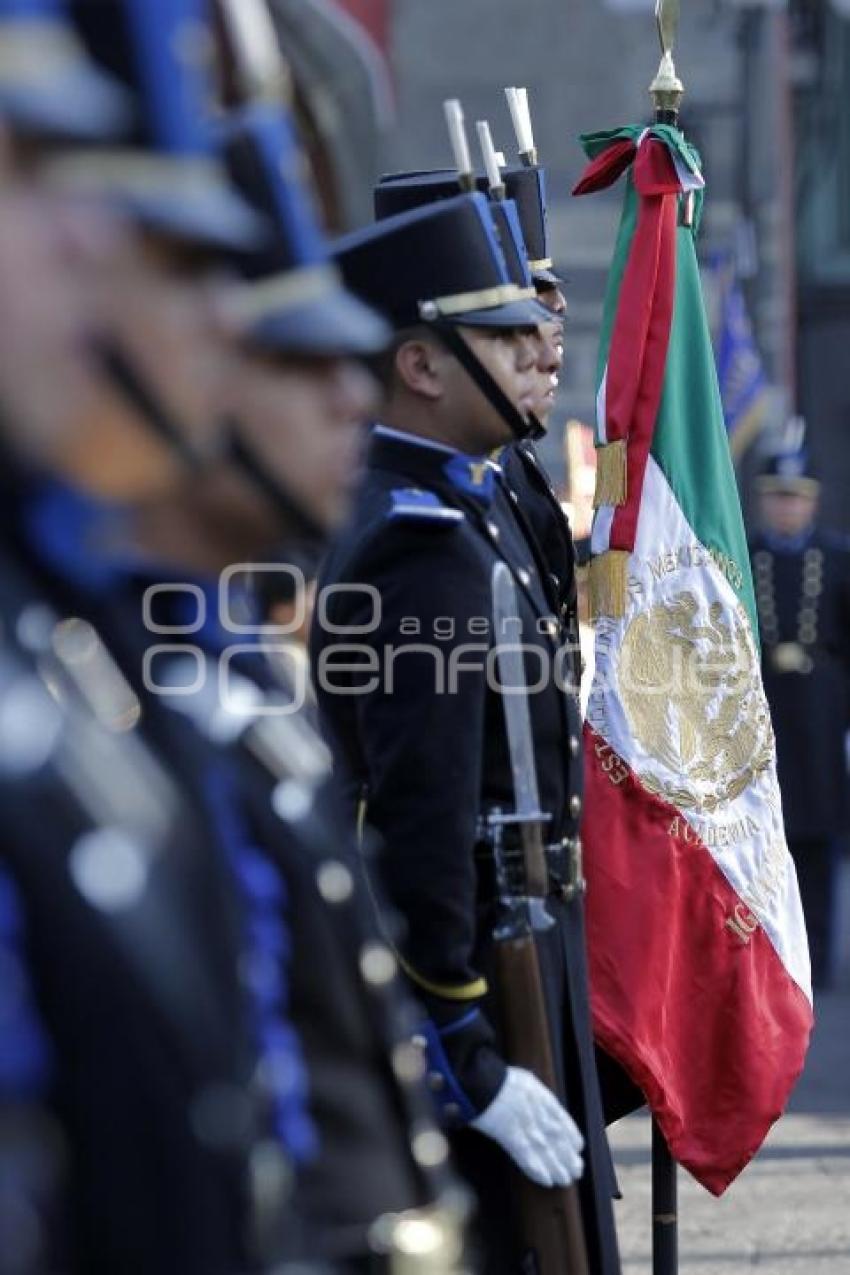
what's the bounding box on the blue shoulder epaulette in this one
[387,488,464,526]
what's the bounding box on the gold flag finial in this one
[649,0,684,118]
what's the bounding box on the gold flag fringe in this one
[593,439,627,509]
[589,550,629,620]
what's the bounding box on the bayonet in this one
[485,563,590,1274]
[488,561,553,931]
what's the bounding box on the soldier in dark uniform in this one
[373,153,641,1129]
[494,149,576,644]
[0,1,465,1269]
[313,196,621,1273]
[750,434,850,989]
[495,112,643,1124]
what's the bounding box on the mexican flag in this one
[573,125,813,1194]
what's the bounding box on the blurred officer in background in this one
[0,0,465,1269]
[751,427,850,990]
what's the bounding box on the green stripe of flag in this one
[650,225,759,638]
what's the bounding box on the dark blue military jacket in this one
[4,468,451,1270]
[499,439,578,637]
[0,530,270,1275]
[312,428,621,1275]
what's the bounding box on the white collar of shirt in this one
[371,423,459,458]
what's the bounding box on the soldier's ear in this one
[394,335,444,401]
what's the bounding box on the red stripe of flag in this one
[572,138,636,196]
[583,725,814,1194]
[605,142,681,551]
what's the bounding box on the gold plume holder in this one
[649,0,684,119]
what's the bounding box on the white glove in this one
[470,1066,585,1188]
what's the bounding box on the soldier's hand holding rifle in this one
[478,562,591,1274]
[472,1064,585,1187]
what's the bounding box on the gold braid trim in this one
[228,265,340,323]
[593,439,627,508]
[356,792,488,1001]
[397,954,488,1002]
[419,282,537,321]
[754,475,820,497]
[355,794,368,849]
[589,550,630,620]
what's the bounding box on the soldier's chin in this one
[532,400,553,429]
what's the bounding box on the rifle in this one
[486,562,590,1275]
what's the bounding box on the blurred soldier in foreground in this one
[0,0,463,1268]
[313,196,621,1273]
[219,89,465,1263]
[0,2,291,1270]
[751,430,850,989]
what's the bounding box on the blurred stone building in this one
[792,0,850,531]
[272,0,849,528]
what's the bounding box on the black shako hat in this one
[334,192,542,441]
[373,168,552,319]
[335,191,544,332]
[501,165,559,286]
[756,443,819,497]
[223,101,390,358]
[64,0,264,253]
[375,166,560,290]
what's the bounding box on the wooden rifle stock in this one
[495,933,590,1275]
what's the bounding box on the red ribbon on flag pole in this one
[575,138,682,554]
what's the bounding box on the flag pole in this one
[652,1119,678,1275]
[647,6,683,1270]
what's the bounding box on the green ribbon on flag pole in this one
[573,125,756,635]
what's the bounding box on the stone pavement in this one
[609,989,850,1272]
